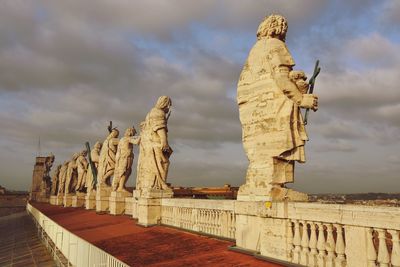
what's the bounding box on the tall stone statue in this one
[112,127,140,192]
[57,161,69,195]
[136,96,173,197]
[86,141,102,193]
[75,150,88,192]
[64,153,78,194]
[97,129,119,187]
[237,14,318,201]
[50,165,61,195]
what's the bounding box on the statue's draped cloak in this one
[237,38,308,183]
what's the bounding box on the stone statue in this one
[50,165,61,195]
[112,127,140,192]
[44,153,55,178]
[41,154,55,195]
[86,141,102,193]
[57,161,69,195]
[237,14,318,201]
[97,129,119,187]
[75,150,88,192]
[136,96,173,195]
[64,153,78,194]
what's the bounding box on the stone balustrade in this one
[234,201,400,267]
[160,198,236,239]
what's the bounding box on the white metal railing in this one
[26,203,129,267]
[160,198,235,239]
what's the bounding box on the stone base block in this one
[96,186,111,212]
[72,194,85,207]
[138,198,162,227]
[49,195,57,205]
[109,191,132,215]
[85,193,96,210]
[63,194,74,207]
[140,188,174,199]
[55,195,64,205]
[237,184,308,202]
[125,197,133,215]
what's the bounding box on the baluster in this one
[300,221,310,265]
[309,222,318,266]
[334,224,346,267]
[317,222,326,267]
[388,230,400,267]
[286,220,294,262]
[325,224,336,267]
[292,220,301,264]
[376,229,390,267]
[367,228,378,267]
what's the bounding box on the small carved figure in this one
[75,150,88,192]
[86,141,102,193]
[136,96,173,192]
[57,161,69,195]
[64,153,78,194]
[112,127,140,192]
[237,14,318,201]
[97,129,119,187]
[51,165,62,195]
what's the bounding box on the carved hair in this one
[156,96,172,109]
[124,127,136,137]
[257,14,288,40]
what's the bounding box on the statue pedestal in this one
[49,195,57,205]
[137,188,173,227]
[237,184,308,202]
[63,194,74,207]
[72,192,85,207]
[109,191,132,215]
[85,191,96,210]
[55,194,64,205]
[96,186,111,213]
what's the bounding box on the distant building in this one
[173,184,238,199]
[0,185,5,195]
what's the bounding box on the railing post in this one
[292,219,301,264]
[376,228,390,267]
[309,222,318,266]
[317,222,326,267]
[367,228,378,267]
[388,230,400,267]
[286,220,294,262]
[300,221,310,266]
[325,224,336,267]
[334,224,346,267]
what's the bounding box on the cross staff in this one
[304,60,321,125]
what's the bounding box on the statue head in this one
[155,96,172,113]
[72,153,79,160]
[257,14,288,41]
[94,141,102,151]
[80,150,87,157]
[109,128,119,138]
[125,127,136,137]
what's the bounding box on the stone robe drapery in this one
[238,37,308,185]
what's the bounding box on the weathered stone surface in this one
[71,193,85,207]
[75,150,88,192]
[111,127,139,193]
[109,191,132,215]
[135,96,174,198]
[237,14,318,201]
[30,154,54,202]
[86,141,101,194]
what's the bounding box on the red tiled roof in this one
[31,202,283,267]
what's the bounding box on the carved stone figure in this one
[112,127,140,192]
[64,153,78,194]
[97,129,119,187]
[136,96,173,195]
[86,141,102,193]
[75,150,88,192]
[51,165,61,195]
[237,14,318,201]
[57,161,69,195]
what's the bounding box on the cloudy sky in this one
[0,0,399,193]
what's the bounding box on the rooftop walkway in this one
[31,202,283,267]
[0,211,55,267]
